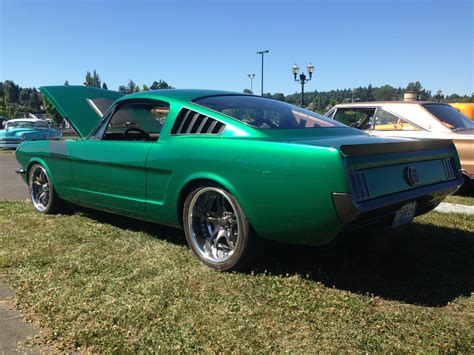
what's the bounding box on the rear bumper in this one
[332,174,463,229]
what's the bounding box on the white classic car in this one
[326,102,474,188]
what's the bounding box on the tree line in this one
[254,81,474,113]
[1,69,472,121]
[0,70,173,121]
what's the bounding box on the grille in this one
[171,108,225,135]
[349,172,370,201]
[442,158,456,180]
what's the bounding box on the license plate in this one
[392,202,417,228]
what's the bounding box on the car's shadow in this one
[74,206,473,307]
[250,223,474,307]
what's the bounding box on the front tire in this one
[183,185,255,271]
[28,164,64,214]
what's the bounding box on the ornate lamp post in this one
[292,62,314,107]
[247,73,255,93]
[256,50,269,95]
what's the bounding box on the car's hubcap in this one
[188,188,240,263]
[29,166,51,212]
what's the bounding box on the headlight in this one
[20,134,27,141]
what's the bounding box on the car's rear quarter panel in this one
[453,137,474,178]
[145,136,348,245]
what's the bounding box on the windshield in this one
[423,104,474,131]
[194,95,346,129]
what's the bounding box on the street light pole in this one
[292,62,314,107]
[247,73,255,93]
[256,50,269,96]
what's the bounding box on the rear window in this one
[423,104,474,131]
[194,95,345,129]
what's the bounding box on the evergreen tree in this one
[84,70,101,87]
[150,80,173,90]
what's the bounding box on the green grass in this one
[0,202,473,352]
[444,194,474,206]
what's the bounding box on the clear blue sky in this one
[1,0,472,96]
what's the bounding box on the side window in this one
[34,121,49,129]
[333,108,375,129]
[101,101,170,141]
[374,109,419,131]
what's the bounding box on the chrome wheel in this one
[29,165,52,212]
[187,187,240,264]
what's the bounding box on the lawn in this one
[0,202,472,352]
[444,194,474,206]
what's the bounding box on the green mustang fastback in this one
[15,86,462,270]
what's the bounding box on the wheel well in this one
[25,161,41,182]
[177,178,223,227]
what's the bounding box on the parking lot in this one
[0,152,28,200]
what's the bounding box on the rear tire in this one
[455,175,474,196]
[183,184,255,271]
[28,163,64,214]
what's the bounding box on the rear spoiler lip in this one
[340,139,454,157]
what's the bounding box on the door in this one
[69,99,170,213]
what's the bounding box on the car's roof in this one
[331,101,453,133]
[7,118,47,122]
[333,101,450,107]
[119,89,243,103]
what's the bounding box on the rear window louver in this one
[349,172,370,202]
[442,158,456,180]
[171,108,225,135]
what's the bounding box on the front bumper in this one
[332,174,463,229]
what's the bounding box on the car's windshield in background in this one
[194,95,346,129]
[423,104,474,131]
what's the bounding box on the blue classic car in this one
[0,119,62,148]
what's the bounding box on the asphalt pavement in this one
[0,151,38,352]
[0,151,29,201]
[0,279,39,353]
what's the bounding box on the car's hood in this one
[39,85,123,137]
